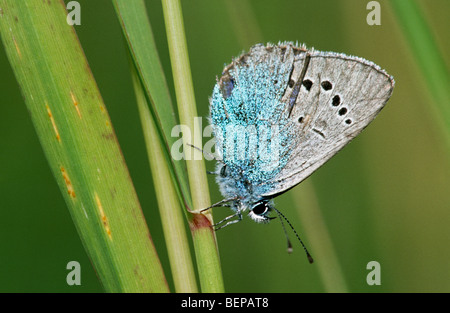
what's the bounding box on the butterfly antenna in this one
[187,143,224,164]
[275,209,293,254]
[273,207,314,264]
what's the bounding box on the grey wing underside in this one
[261,50,395,198]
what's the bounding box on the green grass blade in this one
[224,0,262,47]
[390,0,450,148]
[293,182,348,293]
[0,0,168,292]
[113,0,192,209]
[113,0,198,292]
[162,0,224,292]
[131,62,198,292]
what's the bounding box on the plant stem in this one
[114,0,199,292]
[113,0,192,209]
[131,64,198,292]
[161,0,224,292]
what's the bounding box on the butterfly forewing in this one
[261,49,394,198]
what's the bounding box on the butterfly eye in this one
[252,202,269,216]
[219,164,228,177]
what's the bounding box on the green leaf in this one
[113,0,192,210]
[113,0,199,292]
[390,0,450,149]
[0,0,168,292]
[130,60,198,292]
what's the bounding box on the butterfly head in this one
[247,200,275,223]
[236,198,314,263]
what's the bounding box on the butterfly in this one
[205,42,394,262]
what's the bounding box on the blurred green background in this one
[1,0,449,292]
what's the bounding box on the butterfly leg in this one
[200,196,238,213]
[212,211,243,230]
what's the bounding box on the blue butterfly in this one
[205,42,394,262]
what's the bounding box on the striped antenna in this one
[272,207,314,264]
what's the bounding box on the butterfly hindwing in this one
[211,44,299,197]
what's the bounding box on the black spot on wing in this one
[312,128,326,139]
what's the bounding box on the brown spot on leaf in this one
[102,132,114,140]
[60,166,76,198]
